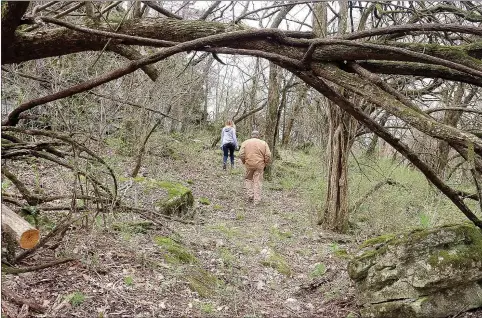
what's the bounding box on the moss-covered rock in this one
[153,181,194,218]
[348,224,482,318]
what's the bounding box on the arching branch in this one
[425,107,482,116]
[3,28,292,126]
[108,44,159,81]
[199,1,221,21]
[287,67,482,229]
[141,1,182,20]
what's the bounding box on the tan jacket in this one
[239,138,272,169]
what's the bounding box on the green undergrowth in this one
[347,156,478,236]
[154,236,198,264]
[260,250,292,276]
[185,267,223,298]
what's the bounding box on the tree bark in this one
[5,18,481,86]
[282,84,308,147]
[286,67,482,229]
[316,1,358,233]
[1,204,40,249]
[435,84,476,176]
[264,63,280,180]
[264,4,295,179]
[1,1,30,57]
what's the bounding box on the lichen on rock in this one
[348,223,482,318]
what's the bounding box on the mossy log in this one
[154,181,194,218]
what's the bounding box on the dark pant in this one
[222,143,235,165]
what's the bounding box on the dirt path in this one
[2,143,357,317]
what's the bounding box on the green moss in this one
[218,247,236,267]
[199,197,211,205]
[427,225,482,269]
[235,213,245,220]
[65,292,85,307]
[210,224,239,239]
[154,181,189,198]
[261,251,292,276]
[270,227,293,240]
[133,176,146,183]
[154,236,198,264]
[361,233,396,248]
[334,249,350,259]
[113,221,154,234]
[310,263,326,278]
[199,302,215,314]
[153,180,194,216]
[185,267,222,297]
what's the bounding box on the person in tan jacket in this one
[239,130,272,205]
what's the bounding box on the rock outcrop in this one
[348,224,482,318]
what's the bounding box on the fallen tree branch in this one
[3,28,289,126]
[350,178,404,214]
[109,44,159,81]
[1,2,30,54]
[297,268,336,294]
[141,1,182,20]
[1,204,40,249]
[1,127,117,199]
[425,107,482,116]
[2,257,76,275]
[14,211,88,263]
[1,167,41,206]
[343,23,482,40]
[1,288,46,313]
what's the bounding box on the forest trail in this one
[2,136,358,318]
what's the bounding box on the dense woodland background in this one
[1,1,482,317]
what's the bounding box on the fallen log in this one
[1,288,46,313]
[1,204,39,249]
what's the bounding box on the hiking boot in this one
[223,163,226,170]
[231,163,234,169]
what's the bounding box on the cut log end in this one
[2,204,40,249]
[19,229,40,249]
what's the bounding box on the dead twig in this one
[2,257,76,275]
[1,288,46,313]
[296,268,336,294]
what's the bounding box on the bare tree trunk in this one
[316,1,358,232]
[264,63,280,180]
[282,84,308,147]
[320,102,357,231]
[248,57,261,130]
[366,112,390,156]
[132,1,142,18]
[435,84,476,176]
[263,4,295,179]
[131,120,161,178]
